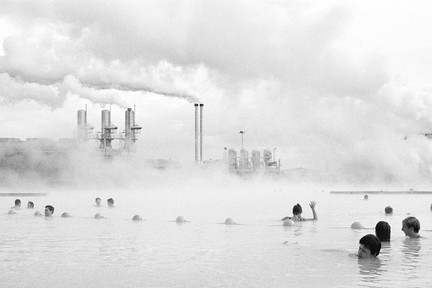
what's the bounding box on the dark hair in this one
[107,198,114,204]
[292,204,302,215]
[403,216,420,233]
[27,201,34,208]
[359,234,381,257]
[384,206,393,214]
[375,221,391,241]
[45,205,54,214]
[15,199,21,206]
[95,197,101,202]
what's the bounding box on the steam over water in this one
[2,176,432,288]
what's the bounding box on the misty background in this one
[1,0,432,188]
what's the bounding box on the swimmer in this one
[281,201,318,221]
[44,205,54,217]
[351,222,364,230]
[176,216,186,223]
[132,215,142,221]
[95,213,104,219]
[11,199,21,209]
[61,212,71,218]
[27,201,34,209]
[224,218,236,225]
[107,198,114,208]
[364,194,368,200]
[375,221,391,242]
[358,234,381,258]
[402,216,421,238]
[34,211,43,217]
[95,197,102,207]
[283,219,294,227]
[384,206,393,214]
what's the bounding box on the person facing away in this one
[358,234,381,258]
[27,201,34,209]
[375,221,391,242]
[281,201,318,221]
[11,199,21,209]
[44,205,54,217]
[95,197,101,207]
[107,198,114,208]
[402,216,421,238]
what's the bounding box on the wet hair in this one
[27,201,34,208]
[359,234,381,257]
[292,204,302,215]
[375,221,391,242]
[15,199,21,206]
[95,197,101,202]
[384,206,393,214]
[107,198,114,205]
[402,216,420,233]
[45,205,54,214]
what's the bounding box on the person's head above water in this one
[384,206,393,214]
[292,204,302,215]
[358,234,381,258]
[375,221,391,242]
[402,216,420,238]
[95,197,101,206]
[14,199,21,207]
[44,205,54,217]
[107,198,114,207]
[27,201,34,209]
[132,215,142,221]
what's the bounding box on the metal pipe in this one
[125,108,132,150]
[194,103,199,163]
[199,103,203,162]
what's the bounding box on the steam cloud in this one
[1,1,432,186]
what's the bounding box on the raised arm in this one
[309,201,317,220]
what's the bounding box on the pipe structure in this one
[100,109,117,149]
[124,107,141,151]
[124,108,132,151]
[199,103,203,162]
[194,103,199,163]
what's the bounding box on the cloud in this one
[1,1,432,185]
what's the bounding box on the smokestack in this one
[194,103,199,163]
[77,109,87,139]
[125,108,132,150]
[200,103,203,162]
[100,109,117,149]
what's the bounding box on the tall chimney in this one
[194,103,199,163]
[199,103,203,162]
[77,109,87,139]
[124,108,132,150]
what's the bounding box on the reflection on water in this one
[401,238,422,282]
[357,257,384,287]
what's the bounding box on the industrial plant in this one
[0,102,281,180]
[76,106,142,156]
[0,106,142,157]
[226,148,280,175]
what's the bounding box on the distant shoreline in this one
[331,191,432,194]
[0,193,47,197]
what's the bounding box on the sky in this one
[1,0,432,185]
